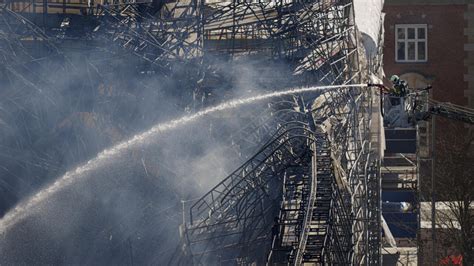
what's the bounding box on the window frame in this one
[395,24,428,63]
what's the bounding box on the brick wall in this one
[383,4,468,105]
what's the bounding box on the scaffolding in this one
[1,0,361,91]
[94,0,203,71]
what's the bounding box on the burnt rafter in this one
[0,8,72,90]
[226,97,309,160]
[179,84,381,265]
[2,0,382,264]
[88,0,358,79]
[93,0,203,71]
[185,125,317,265]
[2,0,359,79]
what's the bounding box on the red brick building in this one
[383,1,473,265]
[383,1,469,105]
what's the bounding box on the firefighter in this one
[389,75,408,97]
[368,75,409,97]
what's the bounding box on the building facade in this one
[383,0,469,107]
[383,0,473,265]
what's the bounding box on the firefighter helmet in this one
[390,75,400,83]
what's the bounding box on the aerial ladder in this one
[423,99,474,125]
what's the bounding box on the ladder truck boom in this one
[428,101,474,125]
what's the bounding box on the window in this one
[395,24,427,62]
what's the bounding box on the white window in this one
[395,24,428,62]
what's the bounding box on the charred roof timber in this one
[0,0,384,264]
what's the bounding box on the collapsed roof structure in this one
[0,0,386,264]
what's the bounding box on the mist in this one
[0,32,323,263]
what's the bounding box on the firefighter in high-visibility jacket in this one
[389,75,408,97]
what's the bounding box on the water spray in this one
[0,83,367,233]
